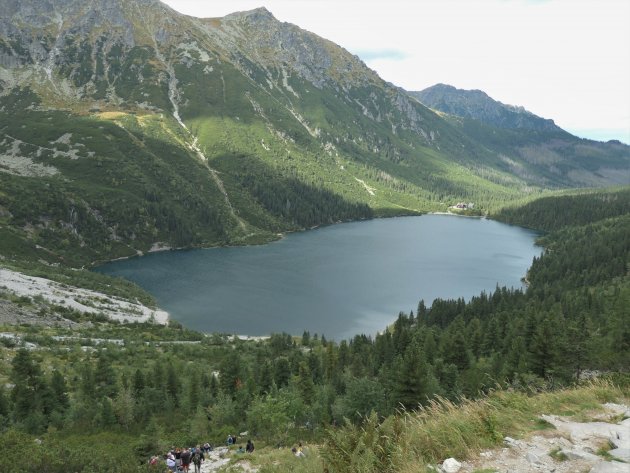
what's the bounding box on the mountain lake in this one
[95,215,541,339]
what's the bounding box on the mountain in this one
[410,84,630,187]
[0,0,628,268]
[411,83,562,132]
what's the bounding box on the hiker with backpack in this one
[191,446,204,473]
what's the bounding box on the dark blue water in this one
[96,215,540,339]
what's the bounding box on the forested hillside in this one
[0,189,628,472]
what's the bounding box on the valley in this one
[0,1,628,472]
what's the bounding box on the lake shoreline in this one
[96,215,542,339]
[89,212,421,269]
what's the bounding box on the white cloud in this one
[162,0,630,143]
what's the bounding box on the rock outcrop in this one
[452,403,630,473]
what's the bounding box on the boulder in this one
[590,461,629,473]
[608,447,630,462]
[561,448,600,461]
[525,452,542,465]
[441,457,462,473]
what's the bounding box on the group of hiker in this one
[227,434,255,453]
[151,439,256,472]
[152,444,212,473]
[149,438,307,471]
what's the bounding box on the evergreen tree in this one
[529,315,558,379]
[258,361,274,395]
[10,349,47,423]
[132,369,145,398]
[392,338,437,410]
[0,385,9,419]
[297,362,315,404]
[49,370,70,412]
[273,357,291,388]
[301,330,311,347]
[99,397,117,427]
[441,319,471,371]
[219,351,241,398]
[114,387,136,429]
[187,368,201,411]
[502,336,528,382]
[324,343,338,382]
[565,313,592,381]
[165,362,180,406]
[95,352,118,398]
[79,361,96,402]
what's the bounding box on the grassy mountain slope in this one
[410,84,630,188]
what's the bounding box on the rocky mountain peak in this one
[411,84,561,133]
[224,6,276,23]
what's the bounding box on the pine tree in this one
[166,362,180,406]
[114,387,136,429]
[324,343,338,382]
[49,370,70,411]
[258,361,274,395]
[0,385,9,418]
[219,351,241,398]
[187,368,201,411]
[529,316,558,379]
[10,349,47,422]
[99,397,117,427]
[297,362,315,404]
[132,369,145,398]
[273,357,291,388]
[392,339,437,410]
[95,352,118,398]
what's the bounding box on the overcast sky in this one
[161,0,630,144]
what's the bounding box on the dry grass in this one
[321,380,628,473]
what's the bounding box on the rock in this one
[504,436,519,447]
[526,452,541,464]
[609,428,630,449]
[480,450,493,458]
[589,461,629,473]
[441,457,462,473]
[609,447,630,462]
[561,448,600,461]
[551,437,573,448]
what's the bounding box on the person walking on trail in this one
[246,439,254,453]
[166,453,177,472]
[191,446,204,473]
[180,448,192,472]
